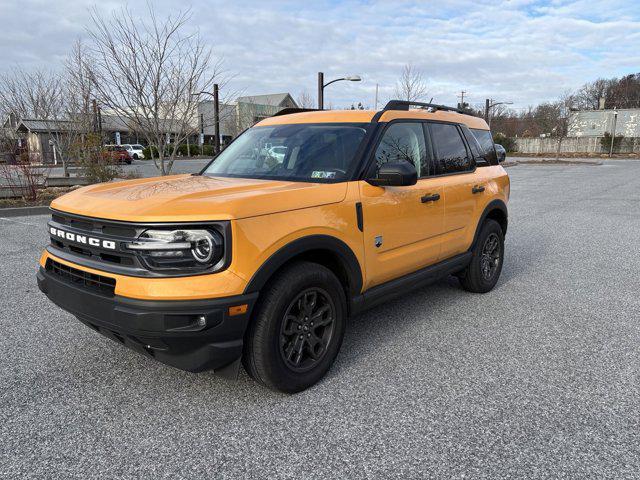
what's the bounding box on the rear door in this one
[427,122,482,259]
[359,121,445,288]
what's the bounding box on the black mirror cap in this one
[367,161,418,187]
[495,144,507,163]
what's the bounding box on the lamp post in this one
[193,84,221,154]
[609,109,618,158]
[484,99,513,126]
[317,72,362,109]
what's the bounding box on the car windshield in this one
[203,123,368,182]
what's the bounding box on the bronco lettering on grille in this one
[50,227,116,250]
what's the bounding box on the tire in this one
[243,261,347,393]
[133,154,139,160]
[459,219,504,293]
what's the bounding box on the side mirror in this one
[495,144,507,163]
[367,161,417,187]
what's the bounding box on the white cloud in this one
[0,0,638,109]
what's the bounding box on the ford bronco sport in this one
[37,101,510,393]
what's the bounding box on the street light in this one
[484,99,513,125]
[192,84,220,154]
[317,72,362,109]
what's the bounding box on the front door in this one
[359,122,445,289]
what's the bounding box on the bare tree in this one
[573,78,609,110]
[296,90,315,109]
[0,67,64,121]
[394,64,428,102]
[550,92,575,160]
[0,67,79,176]
[63,40,122,181]
[84,5,225,175]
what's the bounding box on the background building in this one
[6,92,298,163]
[568,108,640,138]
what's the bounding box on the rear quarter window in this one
[470,128,497,165]
[430,123,474,174]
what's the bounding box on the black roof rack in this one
[272,107,320,117]
[383,100,464,114]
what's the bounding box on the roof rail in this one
[272,107,320,117]
[383,100,464,114]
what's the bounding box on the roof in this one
[16,119,77,133]
[236,93,297,107]
[257,108,489,130]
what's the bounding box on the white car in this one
[122,144,145,160]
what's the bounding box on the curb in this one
[0,205,50,218]
[509,159,603,166]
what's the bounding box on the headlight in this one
[126,228,224,272]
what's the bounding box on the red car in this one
[102,145,132,164]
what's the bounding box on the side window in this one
[431,123,474,174]
[461,126,488,166]
[470,128,497,165]
[374,122,429,177]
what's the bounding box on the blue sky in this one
[1,0,639,109]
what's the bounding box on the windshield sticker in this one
[311,171,337,179]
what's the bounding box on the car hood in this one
[51,174,348,222]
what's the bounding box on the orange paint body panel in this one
[41,107,508,302]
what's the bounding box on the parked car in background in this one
[102,145,132,164]
[123,144,145,160]
[494,144,507,163]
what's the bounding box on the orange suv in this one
[37,101,510,392]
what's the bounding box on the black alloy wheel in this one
[279,288,336,372]
[459,219,504,293]
[480,232,501,281]
[242,261,346,393]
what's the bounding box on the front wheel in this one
[243,262,346,393]
[459,219,504,293]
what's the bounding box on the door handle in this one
[472,185,485,194]
[421,193,441,203]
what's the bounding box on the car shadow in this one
[326,251,528,381]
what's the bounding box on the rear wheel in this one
[459,219,504,293]
[243,262,346,393]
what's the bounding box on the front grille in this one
[46,259,116,296]
[48,212,141,269]
[47,211,230,278]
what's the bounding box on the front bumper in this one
[37,267,258,373]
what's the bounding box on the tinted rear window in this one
[431,123,474,174]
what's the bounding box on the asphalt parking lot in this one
[42,157,212,180]
[1,161,639,479]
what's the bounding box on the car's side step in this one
[350,252,472,316]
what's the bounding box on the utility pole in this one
[609,109,618,157]
[457,90,466,109]
[213,83,220,154]
[199,113,204,155]
[317,72,324,110]
[92,99,99,133]
[375,83,379,110]
[484,98,490,122]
